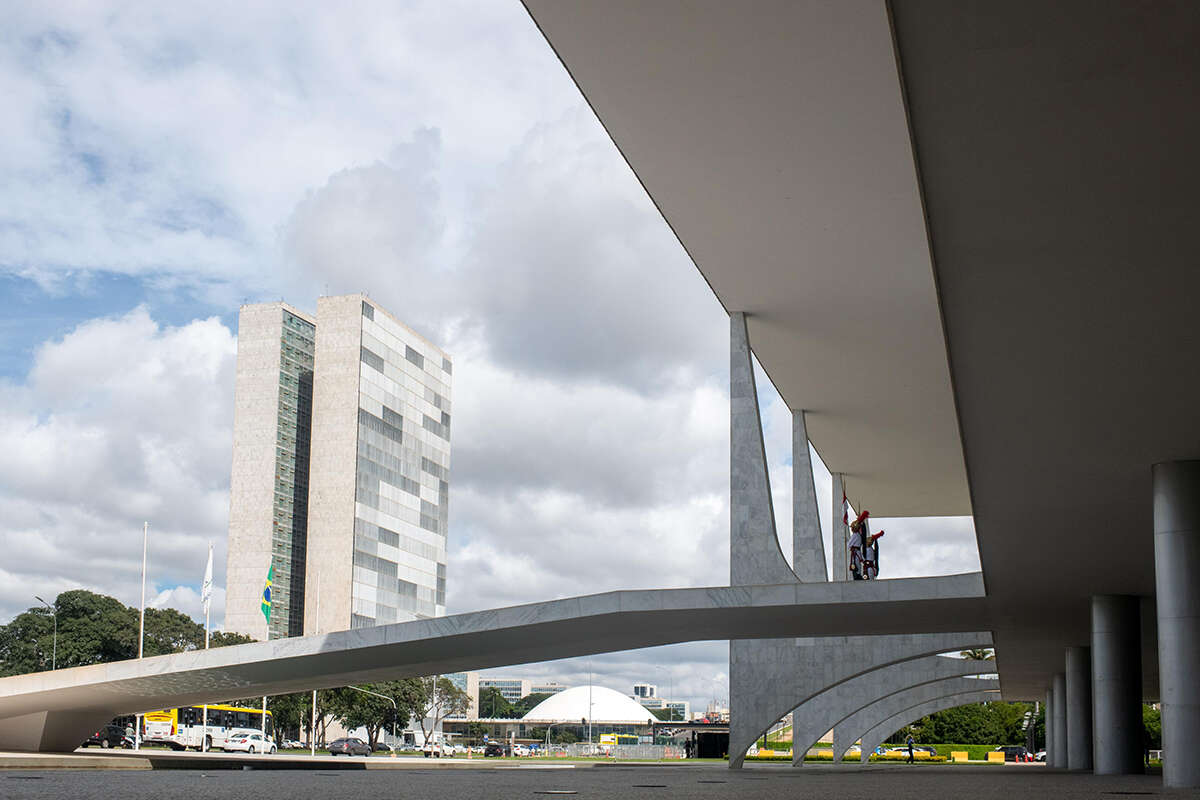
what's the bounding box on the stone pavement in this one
[0,762,1177,799]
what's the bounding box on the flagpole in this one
[136,521,148,750]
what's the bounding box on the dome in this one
[522,685,657,723]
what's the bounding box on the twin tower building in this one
[224,294,451,641]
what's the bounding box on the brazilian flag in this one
[261,562,273,622]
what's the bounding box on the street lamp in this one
[33,596,56,670]
[347,685,399,746]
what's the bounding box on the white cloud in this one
[0,1,983,702]
[0,308,235,626]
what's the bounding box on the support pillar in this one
[1065,646,1092,770]
[1045,689,1054,763]
[791,411,827,582]
[1051,673,1067,768]
[1091,594,1143,775]
[831,472,847,581]
[1152,460,1200,789]
[728,312,795,586]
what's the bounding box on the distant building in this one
[225,294,452,641]
[531,682,569,696]
[479,677,531,707]
[445,671,479,719]
[632,683,657,699]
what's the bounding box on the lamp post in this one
[136,521,148,751]
[33,596,56,670]
[347,685,399,746]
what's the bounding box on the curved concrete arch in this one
[729,627,992,768]
[856,690,1002,763]
[788,652,991,766]
[833,676,999,760]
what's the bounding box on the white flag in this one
[201,543,214,616]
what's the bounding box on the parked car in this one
[81,724,131,749]
[373,742,393,752]
[224,732,276,754]
[484,742,510,757]
[994,745,1032,762]
[282,739,303,749]
[328,737,371,756]
[1034,750,1047,762]
[512,744,531,757]
[422,741,445,758]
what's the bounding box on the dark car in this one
[327,737,371,756]
[484,742,510,757]
[82,724,130,749]
[994,745,1031,762]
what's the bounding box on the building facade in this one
[225,302,316,641]
[226,294,451,641]
[303,294,452,634]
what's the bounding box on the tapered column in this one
[792,411,827,582]
[1051,673,1067,768]
[1152,460,1200,788]
[729,312,795,586]
[831,472,847,581]
[1065,646,1092,770]
[1045,689,1054,763]
[1092,594,1143,775]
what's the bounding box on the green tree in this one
[329,680,424,750]
[911,701,1032,745]
[0,590,252,677]
[1143,704,1161,749]
[959,648,995,661]
[415,676,470,747]
[511,692,552,717]
[479,686,515,718]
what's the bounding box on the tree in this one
[479,686,516,719]
[511,692,552,717]
[1143,703,1161,749]
[910,701,1032,745]
[0,590,253,676]
[330,680,424,750]
[415,676,470,747]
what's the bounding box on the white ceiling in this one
[523,0,969,517]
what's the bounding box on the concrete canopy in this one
[521,0,1200,699]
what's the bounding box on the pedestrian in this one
[906,734,915,764]
[849,510,869,580]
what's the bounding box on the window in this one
[362,301,374,320]
[360,346,385,373]
[405,345,424,369]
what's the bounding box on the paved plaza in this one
[0,763,1177,800]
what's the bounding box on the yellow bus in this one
[598,733,639,746]
[143,704,273,751]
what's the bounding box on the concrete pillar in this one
[791,411,827,582]
[1091,594,1143,775]
[1152,460,1200,789]
[728,312,795,586]
[1065,646,1093,770]
[831,472,847,581]
[1051,673,1067,768]
[1045,689,1054,763]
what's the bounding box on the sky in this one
[0,0,980,712]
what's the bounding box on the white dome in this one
[522,685,657,723]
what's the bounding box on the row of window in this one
[354,517,442,563]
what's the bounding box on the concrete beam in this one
[0,575,988,751]
[855,690,1002,762]
[832,676,999,760]
[787,650,992,765]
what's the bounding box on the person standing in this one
[849,510,869,580]
[906,734,915,764]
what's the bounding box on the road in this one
[0,762,1166,799]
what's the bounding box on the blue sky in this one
[0,1,978,708]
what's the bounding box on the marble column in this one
[1091,594,1143,775]
[1152,460,1200,788]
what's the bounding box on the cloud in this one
[0,308,235,625]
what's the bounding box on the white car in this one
[223,732,276,754]
[512,744,531,757]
